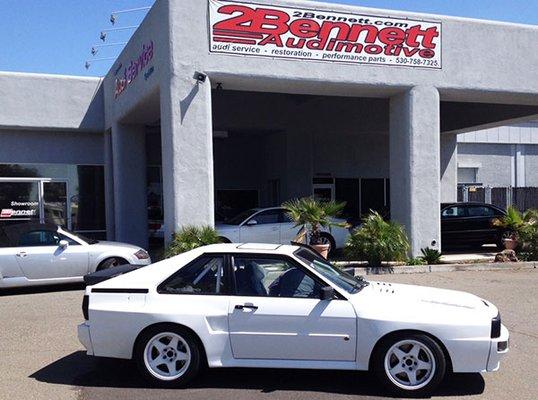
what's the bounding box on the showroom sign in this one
[209,0,441,68]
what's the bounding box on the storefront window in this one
[0,164,105,236]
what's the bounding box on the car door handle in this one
[235,304,258,311]
[16,251,27,258]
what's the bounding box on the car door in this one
[465,205,499,244]
[441,205,468,245]
[277,208,300,245]
[227,254,357,361]
[239,209,281,244]
[14,229,89,280]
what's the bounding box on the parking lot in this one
[1,268,536,400]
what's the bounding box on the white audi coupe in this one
[78,243,508,396]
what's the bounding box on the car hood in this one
[89,240,143,251]
[351,281,498,322]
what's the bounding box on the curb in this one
[338,261,537,275]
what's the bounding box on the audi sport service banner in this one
[209,0,441,69]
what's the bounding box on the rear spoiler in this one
[84,264,142,286]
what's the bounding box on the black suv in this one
[441,202,506,249]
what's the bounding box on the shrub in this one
[420,247,442,264]
[519,210,538,261]
[165,225,221,258]
[407,257,425,266]
[345,211,410,268]
[282,197,347,245]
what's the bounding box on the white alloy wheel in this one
[143,332,191,381]
[384,339,436,390]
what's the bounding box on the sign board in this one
[209,0,442,69]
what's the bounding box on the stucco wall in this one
[525,145,538,186]
[0,129,104,165]
[458,143,512,186]
[0,72,104,132]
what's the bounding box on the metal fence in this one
[457,186,538,211]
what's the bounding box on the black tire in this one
[372,333,446,397]
[319,233,336,256]
[134,325,201,388]
[97,257,128,271]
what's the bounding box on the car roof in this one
[198,242,297,254]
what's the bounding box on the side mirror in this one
[320,286,334,301]
[246,219,258,226]
[59,240,69,249]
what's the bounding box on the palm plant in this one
[282,197,347,245]
[165,225,221,258]
[420,247,442,264]
[345,211,410,268]
[492,206,525,239]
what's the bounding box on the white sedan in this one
[78,243,508,396]
[216,207,349,253]
[0,222,151,288]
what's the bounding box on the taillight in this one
[491,313,501,338]
[82,295,89,320]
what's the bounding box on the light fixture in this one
[100,31,107,41]
[194,72,207,83]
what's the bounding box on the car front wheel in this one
[373,333,446,397]
[135,325,201,388]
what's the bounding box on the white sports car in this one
[0,222,151,288]
[78,243,508,396]
[216,207,349,254]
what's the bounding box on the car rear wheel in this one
[373,333,446,397]
[135,326,201,388]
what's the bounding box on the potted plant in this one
[345,211,409,269]
[492,206,525,250]
[282,197,347,258]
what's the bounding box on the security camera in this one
[194,72,207,83]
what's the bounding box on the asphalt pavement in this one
[0,269,536,400]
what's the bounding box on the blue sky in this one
[0,0,535,77]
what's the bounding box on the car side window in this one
[248,210,279,225]
[278,209,293,223]
[441,206,466,218]
[18,230,61,247]
[467,206,495,217]
[159,256,225,295]
[233,256,321,299]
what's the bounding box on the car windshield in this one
[294,247,368,294]
[61,228,99,244]
[225,209,259,225]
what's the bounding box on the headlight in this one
[491,313,501,338]
[134,249,150,260]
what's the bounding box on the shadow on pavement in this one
[31,351,485,398]
[0,283,84,297]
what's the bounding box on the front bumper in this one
[78,322,94,355]
[487,323,509,372]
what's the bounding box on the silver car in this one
[0,223,151,289]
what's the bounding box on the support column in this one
[111,123,148,248]
[104,129,115,240]
[285,128,313,200]
[440,133,458,203]
[160,73,214,244]
[390,86,441,256]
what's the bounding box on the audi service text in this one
[209,0,442,68]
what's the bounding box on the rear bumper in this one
[78,322,94,355]
[487,324,509,372]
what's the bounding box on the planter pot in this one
[503,238,518,250]
[312,244,330,259]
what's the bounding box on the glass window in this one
[19,230,61,247]
[0,181,40,223]
[294,248,367,294]
[441,206,466,218]
[458,168,477,184]
[249,210,279,225]
[160,257,225,295]
[233,256,321,298]
[71,166,106,232]
[278,209,293,223]
[467,206,495,217]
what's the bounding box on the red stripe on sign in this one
[213,37,257,45]
[213,29,264,39]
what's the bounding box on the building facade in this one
[1,0,538,255]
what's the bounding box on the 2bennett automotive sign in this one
[209,0,442,68]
